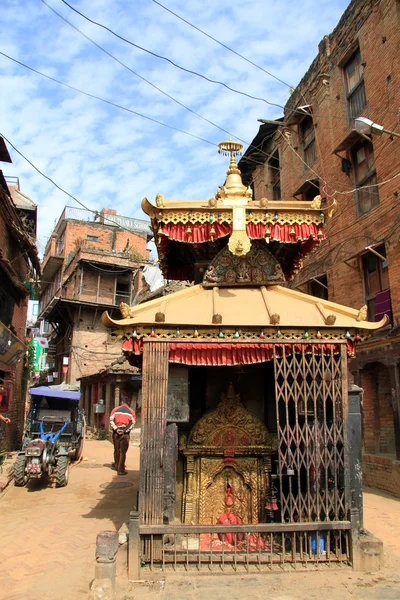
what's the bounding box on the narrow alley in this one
[0,440,139,600]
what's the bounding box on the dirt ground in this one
[0,440,139,600]
[121,490,400,600]
[0,441,399,600]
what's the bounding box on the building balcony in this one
[0,321,26,370]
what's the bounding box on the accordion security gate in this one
[273,345,349,525]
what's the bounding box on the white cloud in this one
[1,0,350,254]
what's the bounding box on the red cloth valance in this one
[160,222,324,244]
[169,342,347,365]
[161,222,231,242]
[122,339,355,365]
[122,337,143,355]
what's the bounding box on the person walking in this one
[109,398,136,475]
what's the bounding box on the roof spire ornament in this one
[216,140,252,256]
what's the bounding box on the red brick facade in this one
[38,207,151,384]
[0,175,39,451]
[240,0,400,493]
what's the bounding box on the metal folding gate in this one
[273,344,349,524]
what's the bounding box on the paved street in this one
[1,441,400,600]
[0,440,139,600]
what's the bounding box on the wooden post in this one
[90,383,96,427]
[115,381,121,408]
[388,363,400,461]
[105,382,111,436]
[96,272,100,303]
[128,510,140,580]
[139,341,169,525]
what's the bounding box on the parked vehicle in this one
[14,385,85,487]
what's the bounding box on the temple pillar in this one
[139,341,169,526]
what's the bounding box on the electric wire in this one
[59,0,285,110]
[0,50,217,149]
[0,49,278,173]
[40,0,249,141]
[0,133,152,237]
[151,0,293,90]
[37,2,288,168]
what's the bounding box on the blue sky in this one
[1,0,350,254]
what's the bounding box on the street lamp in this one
[354,117,400,139]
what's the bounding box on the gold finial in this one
[217,139,243,156]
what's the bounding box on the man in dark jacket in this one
[109,398,136,475]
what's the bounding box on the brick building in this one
[37,206,152,386]
[239,0,400,495]
[0,139,40,450]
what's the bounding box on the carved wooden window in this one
[268,150,281,200]
[300,117,316,168]
[352,141,379,217]
[344,48,367,120]
[362,245,391,324]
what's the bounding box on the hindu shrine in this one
[102,140,386,572]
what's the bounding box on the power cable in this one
[151,0,293,90]
[37,2,287,167]
[0,49,276,172]
[0,133,152,237]
[59,0,285,110]
[40,0,248,141]
[0,51,216,149]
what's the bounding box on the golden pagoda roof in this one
[102,284,386,331]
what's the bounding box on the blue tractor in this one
[14,385,85,487]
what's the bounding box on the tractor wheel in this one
[55,456,69,488]
[74,431,85,462]
[14,455,28,487]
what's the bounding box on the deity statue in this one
[216,483,244,545]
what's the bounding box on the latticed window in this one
[352,141,379,217]
[344,48,367,120]
[268,150,281,200]
[362,246,391,324]
[300,117,316,168]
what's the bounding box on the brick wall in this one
[0,200,31,451]
[247,0,400,326]
[68,308,123,383]
[62,222,148,263]
[363,454,400,498]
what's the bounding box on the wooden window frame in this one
[361,245,391,323]
[300,117,316,169]
[343,48,367,121]
[351,141,379,218]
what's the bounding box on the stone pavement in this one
[121,487,400,600]
[0,440,139,600]
[1,440,400,600]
